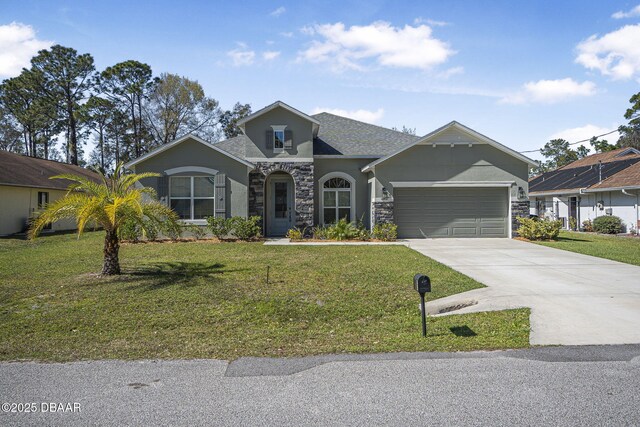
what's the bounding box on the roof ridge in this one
[0,150,93,171]
[311,112,421,139]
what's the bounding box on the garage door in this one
[394,187,509,238]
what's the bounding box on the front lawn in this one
[535,231,640,266]
[0,232,529,361]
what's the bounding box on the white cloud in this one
[298,21,455,72]
[550,124,618,144]
[414,17,450,27]
[612,5,640,19]
[500,78,596,104]
[263,50,281,60]
[227,44,255,66]
[280,31,294,38]
[437,66,464,79]
[0,22,52,78]
[270,6,286,17]
[575,24,640,80]
[311,107,384,124]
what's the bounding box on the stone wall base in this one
[372,200,394,225]
[511,200,530,237]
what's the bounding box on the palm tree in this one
[29,163,177,275]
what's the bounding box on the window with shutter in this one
[284,130,293,149]
[270,125,287,153]
[169,176,216,221]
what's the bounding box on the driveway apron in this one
[407,238,640,345]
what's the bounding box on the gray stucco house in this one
[125,101,535,238]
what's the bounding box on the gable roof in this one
[558,147,640,170]
[312,112,420,156]
[361,121,537,172]
[0,150,100,190]
[124,134,255,169]
[237,101,320,134]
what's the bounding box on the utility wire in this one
[518,129,619,154]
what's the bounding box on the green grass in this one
[0,232,530,362]
[535,231,640,266]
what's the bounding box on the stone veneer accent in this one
[248,162,314,233]
[372,200,394,225]
[511,200,530,237]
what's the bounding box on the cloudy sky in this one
[2,0,640,161]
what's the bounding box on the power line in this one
[518,129,620,154]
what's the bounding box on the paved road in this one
[408,238,640,345]
[1,345,639,426]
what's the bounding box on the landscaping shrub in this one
[207,216,232,239]
[354,219,371,241]
[183,224,207,240]
[162,221,183,241]
[312,226,328,240]
[119,218,141,242]
[325,218,358,241]
[229,216,262,240]
[582,219,593,232]
[286,227,304,240]
[593,215,623,234]
[516,217,562,240]
[372,222,398,241]
[569,216,577,231]
[141,219,159,241]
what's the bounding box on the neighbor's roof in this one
[529,151,640,195]
[588,160,640,191]
[312,112,420,156]
[0,150,100,191]
[558,147,640,169]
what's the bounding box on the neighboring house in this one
[125,101,535,238]
[0,150,100,236]
[529,147,640,233]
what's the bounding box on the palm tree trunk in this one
[102,229,121,275]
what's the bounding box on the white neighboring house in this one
[0,150,100,236]
[529,147,640,234]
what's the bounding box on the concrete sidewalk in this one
[408,238,640,346]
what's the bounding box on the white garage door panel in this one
[394,187,508,238]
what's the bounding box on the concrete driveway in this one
[408,238,640,346]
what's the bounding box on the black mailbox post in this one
[413,274,431,337]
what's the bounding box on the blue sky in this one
[2,0,640,161]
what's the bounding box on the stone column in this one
[372,200,394,224]
[511,200,530,237]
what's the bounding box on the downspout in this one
[621,189,634,197]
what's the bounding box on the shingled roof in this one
[558,147,640,169]
[0,150,100,191]
[588,161,640,190]
[311,113,420,156]
[211,112,421,158]
[213,134,250,159]
[529,148,640,195]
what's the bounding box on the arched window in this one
[320,173,355,225]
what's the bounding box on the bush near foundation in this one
[516,217,562,240]
[592,215,623,234]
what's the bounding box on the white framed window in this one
[271,125,286,153]
[319,172,356,225]
[169,176,215,221]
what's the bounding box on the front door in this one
[569,197,578,230]
[267,176,294,236]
